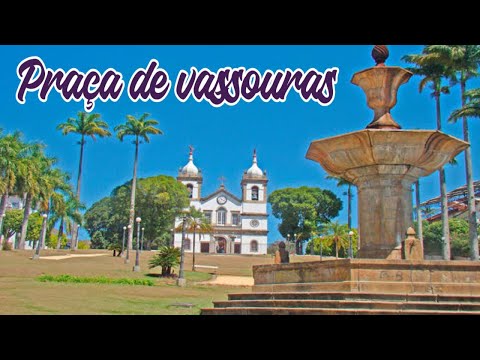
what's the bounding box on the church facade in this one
[173,148,268,255]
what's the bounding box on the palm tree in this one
[326,175,353,230]
[321,221,349,259]
[0,131,27,242]
[49,191,84,249]
[16,142,48,249]
[423,45,480,261]
[56,111,111,250]
[180,206,214,271]
[114,113,163,259]
[402,49,453,259]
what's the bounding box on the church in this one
[173,147,268,255]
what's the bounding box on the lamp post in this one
[133,217,141,272]
[348,230,354,259]
[125,224,132,264]
[122,226,127,257]
[33,213,48,260]
[319,235,323,261]
[177,215,187,287]
[141,227,145,251]
[0,213,5,250]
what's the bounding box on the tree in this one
[49,192,84,249]
[423,45,480,260]
[149,246,181,276]
[268,186,342,255]
[114,113,163,257]
[423,218,474,258]
[180,206,214,271]
[27,212,43,249]
[402,48,453,259]
[16,143,48,249]
[318,221,353,259]
[1,209,23,247]
[56,111,111,250]
[84,175,189,250]
[0,131,27,240]
[326,175,353,230]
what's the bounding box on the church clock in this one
[217,196,227,205]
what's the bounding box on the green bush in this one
[46,233,68,249]
[37,274,154,286]
[77,241,90,250]
[149,246,180,276]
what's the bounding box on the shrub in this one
[149,246,180,276]
[37,274,154,286]
[77,241,90,250]
[46,233,68,249]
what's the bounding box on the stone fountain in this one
[249,46,480,296]
[306,45,468,259]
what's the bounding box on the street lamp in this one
[133,217,141,272]
[125,224,132,264]
[33,213,48,260]
[141,227,145,251]
[121,226,127,257]
[319,235,323,261]
[0,213,5,250]
[177,215,187,287]
[348,230,354,259]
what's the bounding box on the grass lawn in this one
[0,249,321,315]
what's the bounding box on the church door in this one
[216,238,227,253]
[234,243,241,254]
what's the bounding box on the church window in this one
[186,184,193,198]
[217,207,227,225]
[250,240,258,252]
[232,213,240,226]
[251,186,259,201]
[184,238,191,250]
[204,211,212,224]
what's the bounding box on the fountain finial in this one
[372,45,389,67]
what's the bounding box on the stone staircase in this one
[201,291,480,315]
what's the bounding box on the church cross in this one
[219,176,226,186]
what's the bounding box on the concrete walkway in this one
[36,253,109,260]
[200,275,254,286]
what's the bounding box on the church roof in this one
[200,185,242,203]
[245,149,264,177]
[179,146,200,176]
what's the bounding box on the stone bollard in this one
[401,227,424,260]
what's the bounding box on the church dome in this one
[181,146,199,176]
[246,149,263,177]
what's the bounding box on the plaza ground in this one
[0,249,320,315]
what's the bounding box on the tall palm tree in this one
[422,45,480,261]
[114,113,163,260]
[402,49,452,259]
[16,142,48,249]
[0,131,27,242]
[56,111,111,250]
[326,175,353,230]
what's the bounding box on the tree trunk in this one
[72,136,85,251]
[460,80,479,260]
[0,193,8,251]
[415,181,423,243]
[127,137,140,252]
[56,218,64,250]
[192,227,196,271]
[433,91,451,259]
[335,240,339,259]
[18,193,32,250]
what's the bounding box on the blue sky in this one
[1,45,480,243]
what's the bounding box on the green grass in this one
[37,274,155,286]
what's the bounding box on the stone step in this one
[201,307,480,315]
[213,299,480,311]
[252,281,480,295]
[228,292,480,303]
